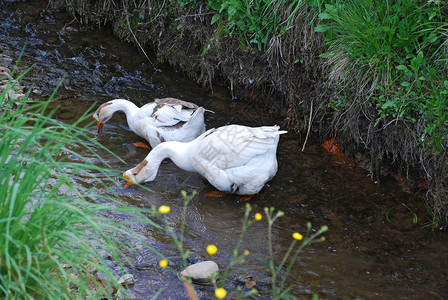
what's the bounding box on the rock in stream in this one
[179,261,219,283]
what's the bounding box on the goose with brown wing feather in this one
[93,98,211,149]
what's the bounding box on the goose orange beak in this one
[123,172,134,188]
[92,115,104,133]
[96,120,104,133]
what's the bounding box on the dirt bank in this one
[49,0,447,227]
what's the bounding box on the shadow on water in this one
[2,1,448,299]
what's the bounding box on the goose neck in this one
[149,141,193,172]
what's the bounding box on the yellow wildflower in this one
[244,250,250,256]
[158,205,170,214]
[292,232,303,240]
[206,244,218,255]
[159,259,168,268]
[215,287,227,299]
[254,213,262,221]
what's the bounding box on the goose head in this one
[123,159,157,187]
[92,101,115,133]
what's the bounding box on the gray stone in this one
[179,261,219,282]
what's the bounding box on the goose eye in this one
[133,173,137,176]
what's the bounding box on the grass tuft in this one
[0,67,157,298]
[315,0,448,153]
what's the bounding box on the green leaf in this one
[324,4,336,14]
[381,101,394,109]
[314,24,331,33]
[429,11,437,21]
[410,59,418,71]
[319,52,332,58]
[318,12,332,20]
[416,51,423,65]
[401,81,410,87]
[426,32,439,43]
[211,14,220,25]
[208,0,222,10]
[396,65,409,71]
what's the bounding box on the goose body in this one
[93,98,208,148]
[123,125,287,196]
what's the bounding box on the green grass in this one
[0,68,159,298]
[314,0,448,153]
[203,0,447,152]
[209,0,307,51]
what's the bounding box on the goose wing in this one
[141,98,198,127]
[133,98,198,127]
[197,125,285,170]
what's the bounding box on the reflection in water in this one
[1,1,448,299]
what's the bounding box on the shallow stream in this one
[1,1,447,298]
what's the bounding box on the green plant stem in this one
[219,203,253,286]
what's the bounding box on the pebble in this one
[0,53,28,104]
[0,54,12,66]
[117,273,135,286]
[179,261,219,283]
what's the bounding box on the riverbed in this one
[1,0,447,298]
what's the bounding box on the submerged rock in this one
[117,273,135,286]
[1,55,29,114]
[179,261,219,283]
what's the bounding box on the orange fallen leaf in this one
[205,190,228,198]
[323,138,343,156]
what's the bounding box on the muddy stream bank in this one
[1,1,448,299]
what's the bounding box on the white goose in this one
[123,125,287,201]
[92,98,209,149]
